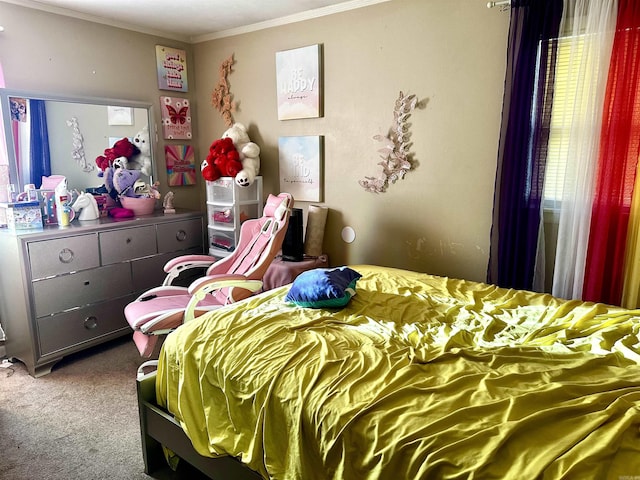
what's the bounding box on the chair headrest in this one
[263,193,292,222]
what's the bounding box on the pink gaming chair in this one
[125,192,293,357]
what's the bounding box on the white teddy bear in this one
[129,125,152,176]
[222,123,260,187]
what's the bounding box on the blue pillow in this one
[285,267,362,308]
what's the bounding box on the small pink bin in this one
[120,196,157,216]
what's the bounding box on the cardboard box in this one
[1,201,43,231]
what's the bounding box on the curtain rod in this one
[487,1,510,9]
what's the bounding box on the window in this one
[543,34,597,210]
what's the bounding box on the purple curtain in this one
[28,99,51,188]
[487,0,564,290]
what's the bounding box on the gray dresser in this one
[0,210,203,377]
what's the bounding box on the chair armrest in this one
[162,255,218,286]
[184,275,263,323]
[134,285,189,301]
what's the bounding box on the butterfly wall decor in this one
[166,104,188,125]
[161,96,192,140]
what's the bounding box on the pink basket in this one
[120,196,157,216]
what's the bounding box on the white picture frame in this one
[276,44,323,120]
[279,135,323,202]
[107,106,133,126]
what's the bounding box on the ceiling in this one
[2,0,390,43]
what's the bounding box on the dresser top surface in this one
[0,209,203,242]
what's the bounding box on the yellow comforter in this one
[156,265,640,479]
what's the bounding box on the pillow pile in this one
[285,267,362,308]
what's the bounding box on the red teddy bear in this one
[95,138,140,175]
[201,137,242,182]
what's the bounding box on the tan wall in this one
[193,0,509,281]
[0,0,509,282]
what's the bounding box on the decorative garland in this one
[359,91,419,193]
[211,54,237,127]
[66,117,94,172]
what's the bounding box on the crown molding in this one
[190,0,392,43]
[1,0,391,44]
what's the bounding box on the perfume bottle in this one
[25,184,37,201]
[6,184,17,203]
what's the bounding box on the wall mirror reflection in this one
[0,89,154,196]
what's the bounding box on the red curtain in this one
[583,0,640,304]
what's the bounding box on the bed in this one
[137,265,640,479]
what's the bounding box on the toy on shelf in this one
[201,123,261,188]
[213,208,233,224]
[163,191,176,214]
[222,123,260,187]
[95,138,139,176]
[202,137,242,183]
[71,192,100,221]
[129,126,152,176]
[211,235,234,252]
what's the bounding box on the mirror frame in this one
[0,88,156,192]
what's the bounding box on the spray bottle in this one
[54,178,72,227]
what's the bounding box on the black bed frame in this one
[136,371,263,479]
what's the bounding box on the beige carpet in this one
[0,335,208,480]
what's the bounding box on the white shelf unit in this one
[206,177,263,258]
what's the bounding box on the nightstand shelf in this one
[206,177,263,258]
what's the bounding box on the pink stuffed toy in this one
[201,137,242,182]
[109,207,134,218]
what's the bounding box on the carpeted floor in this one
[0,335,208,480]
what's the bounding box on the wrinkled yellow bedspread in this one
[156,265,640,479]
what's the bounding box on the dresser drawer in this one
[157,219,203,253]
[37,295,133,356]
[33,263,133,317]
[99,225,157,264]
[28,234,100,279]
[131,247,203,292]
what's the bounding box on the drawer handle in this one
[59,248,74,264]
[176,230,187,242]
[126,237,132,244]
[84,316,98,330]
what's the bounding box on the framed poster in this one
[279,136,323,202]
[107,106,133,125]
[9,97,27,122]
[165,144,196,186]
[275,44,323,120]
[160,96,192,140]
[155,45,188,92]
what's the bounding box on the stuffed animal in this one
[113,167,142,197]
[112,156,129,170]
[129,126,152,176]
[95,138,139,176]
[200,157,217,182]
[109,207,134,218]
[201,137,242,182]
[102,156,129,199]
[103,164,117,199]
[221,123,260,187]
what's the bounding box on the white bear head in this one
[221,123,260,187]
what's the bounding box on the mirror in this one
[0,89,154,195]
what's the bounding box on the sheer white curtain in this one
[549,0,617,300]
